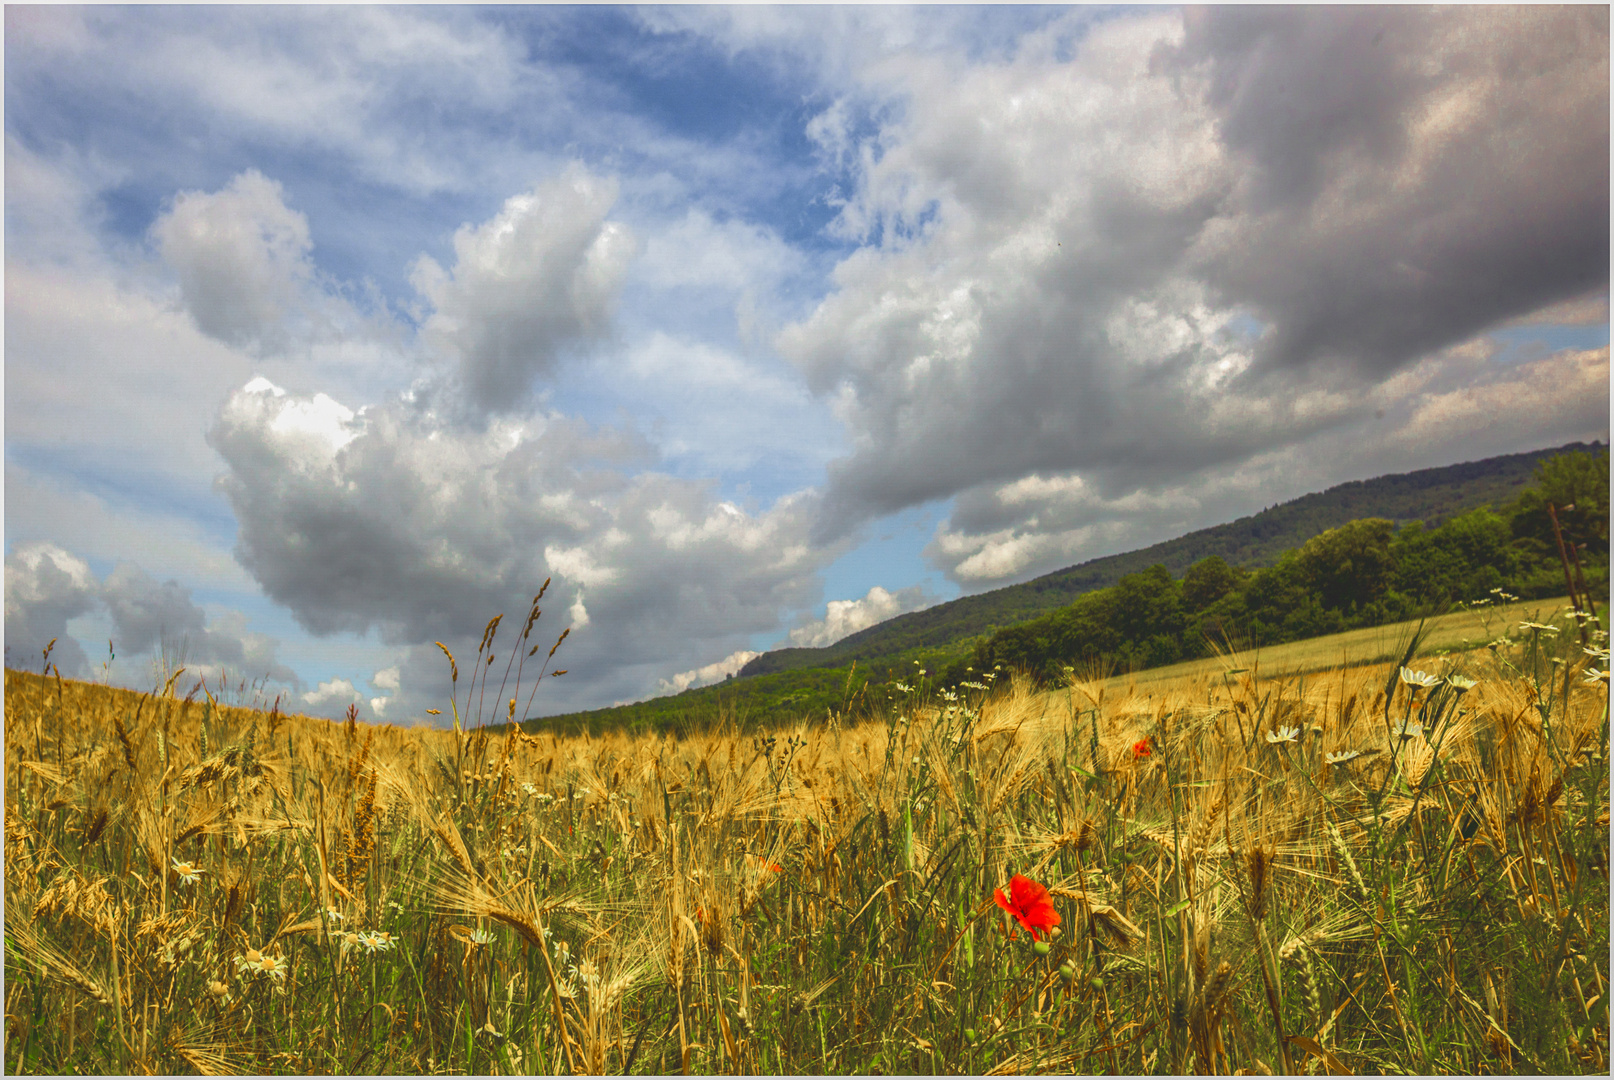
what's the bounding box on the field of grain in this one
[1101,594,1580,694]
[5,606,1609,1075]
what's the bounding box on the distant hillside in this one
[738,441,1604,677]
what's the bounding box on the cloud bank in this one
[772,5,1608,581]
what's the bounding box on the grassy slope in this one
[1080,594,1577,695]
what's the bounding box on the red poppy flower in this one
[1132,738,1153,759]
[993,873,1061,942]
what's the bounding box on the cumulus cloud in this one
[4,542,295,685]
[302,677,365,714]
[207,374,829,715]
[788,584,932,648]
[411,167,637,418]
[4,543,100,675]
[658,648,760,696]
[772,6,1607,580]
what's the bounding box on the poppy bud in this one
[1090,976,1105,991]
[1059,962,1076,982]
[1033,940,1051,956]
[963,1028,977,1042]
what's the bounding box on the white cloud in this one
[303,677,364,712]
[787,584,933,648]
[412,167,637,418]
[207,374,829,712]
[658,648,760,695]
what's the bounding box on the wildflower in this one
[1445,674,1478,691]
[1265,726,1301,745]
[993,873,1061,942]
[521,782,538,797]
[1398,668,1443,688]
[171,859,204,886]
[1132,738,1153,759]
[1324,750,1364,765]
[1392,719,1423,741]
[237,949,287,982]
[469,928,496,947]
[354,930,395,954]
[1584,667,1610,686]
[324,907,344,923]
[1518,621,1560,635]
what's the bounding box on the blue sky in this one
[5,5,1608,722]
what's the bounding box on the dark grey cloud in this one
[776,6,1608,582]
[1170,5,1609,379]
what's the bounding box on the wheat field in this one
[4,607,1608,1075]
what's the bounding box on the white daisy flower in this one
[1265,725,1301,744]
[1398,667,1443,688]
[171,859,204,886]
[237,948,287,982]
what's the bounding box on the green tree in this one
[1391,509,1517,605]
[1509,449,1610,559]
[1181,555,1241,612]
[1296,518,1397,613]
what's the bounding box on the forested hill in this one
[739,441,1604,677]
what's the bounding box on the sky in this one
[5,5,1609,725]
